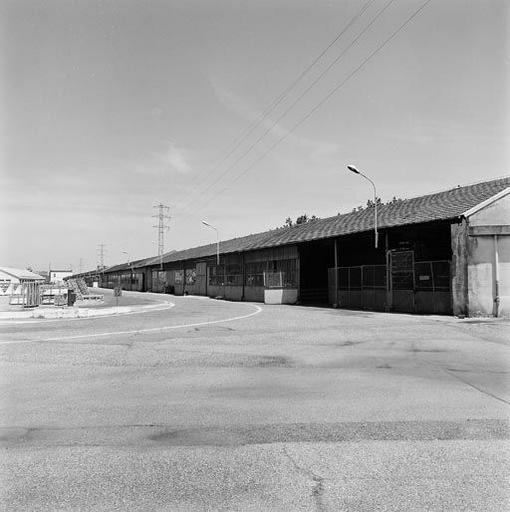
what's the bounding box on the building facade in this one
[49,269,73,284]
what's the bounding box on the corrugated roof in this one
[118,176,510,268]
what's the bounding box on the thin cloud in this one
[209,77,341,161]
[161,140,192,174]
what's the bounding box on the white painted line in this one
[0,303,262,344]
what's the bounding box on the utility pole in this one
[79,258,84,274]
[152,203,171,270]
[97,243,106,270]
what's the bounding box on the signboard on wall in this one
[186,269,197,284]
[175,270,183,284]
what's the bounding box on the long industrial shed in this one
[74,177,510,317]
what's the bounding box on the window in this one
[245,261,266,287]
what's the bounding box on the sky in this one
[1,0,508,272]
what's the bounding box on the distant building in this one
[0,267,45,296]
[49,269,73,284]
[35,270,49,282]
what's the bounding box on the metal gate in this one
[389,251,451,314]
[390,250,415,313]
[330,265,387,311]
[151,270,167,293]
[329,252,452,314]
[192,262,207,295]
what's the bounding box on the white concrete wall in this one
[467,236,495,316]
[264,288,298,305]
[467,192,510,316]
[497,236,510,317]
[50,271,72,284]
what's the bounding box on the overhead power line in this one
[176,0,396,216]
[175,0,376,211]
[191,0,433,214]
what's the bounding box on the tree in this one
[282,214,319,228]
[351,196,403,213]
[365,197,382,208]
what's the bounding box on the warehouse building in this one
[73,177,510,317]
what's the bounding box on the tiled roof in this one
[133,230,274,268]
[104,258,148,274]
[255,176,510,249]
[0,267,45,280]
[119,177,510,268]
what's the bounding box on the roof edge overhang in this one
[0,269,20,280]
[0,268,45,280]
[461,187,510,218]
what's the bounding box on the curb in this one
[0,301,173,321]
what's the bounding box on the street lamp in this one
[347,165,378,249]
[201,220,220,265]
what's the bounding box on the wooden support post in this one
[334,238,339,308]
[385,231,392,312]
[493,234,500,317]
[241,252,245,301]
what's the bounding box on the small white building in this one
[49,269,73,284]
[0,267,45,296]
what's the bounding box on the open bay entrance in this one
[298,239,334,304]
[326,222,453,314]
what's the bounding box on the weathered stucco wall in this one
[467,192,510,316]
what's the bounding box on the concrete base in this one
[264,288,298,305]
[0,301,173,320]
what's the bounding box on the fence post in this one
[334,239,339,308]
[385,232,391,312]
[361,266,364,310]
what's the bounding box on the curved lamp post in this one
[347,165,378,249]
[201,220,220,265]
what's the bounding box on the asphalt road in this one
[1,289,509,511]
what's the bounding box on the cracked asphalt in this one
[1,289,509,511]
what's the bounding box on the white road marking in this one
[0,302,263,344]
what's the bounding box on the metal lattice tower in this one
[152,203,171,268]
[97,243,106,270]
